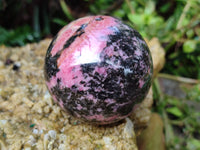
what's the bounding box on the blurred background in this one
[0,0,200,149]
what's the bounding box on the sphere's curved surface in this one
[44,15,153,124]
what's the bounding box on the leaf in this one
[112,10,125,18]
[186,29,194,38]
[159,2,171,13]
[127,13,144,26]
[183,40,196,53]
[187,139,200,149]
[59,0,74,21]
[166,107,183,117]
[144,1,155,15]
[53,18,68,26]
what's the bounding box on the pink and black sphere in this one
[44,16,153,125]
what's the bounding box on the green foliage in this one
[0,25,40,46]
[59,0,74,21]
[166,107,183,118]
[89,0,115,14]
[153,79,200,150]
[52,18,68,26]
[185,84,200,102]
[126,0,164,38]
[183,40,197,53]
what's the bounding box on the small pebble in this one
[12,62,21,71]
[5,59,14,65]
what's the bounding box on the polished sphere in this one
[44,15,153,124]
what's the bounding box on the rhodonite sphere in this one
[44,15,153,125]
